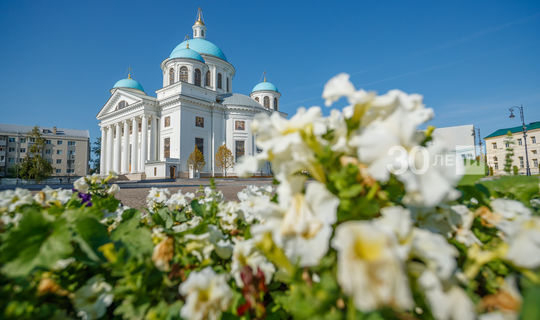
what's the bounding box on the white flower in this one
[179,267,233,320]
[34,186,73,206]
[146,188,170,210]
[172,215,202,233]
[252,180,339,267]
[322,73,356,106]
[107,183,120,196]
[166,190,194,211]
[53,257,76,270]
[74,177,89,193]
[332,220,413,312]
[488,199,531,227]
[411,228,458,280]
[237,185,274,224]
[374,206,413,259]
[72,275,113,320]
[217,201,241,231]
[0,188,33,212]
[184,225,233,261]
[417,269,475,320]
[231,239,275,287]
[502,216,540,269]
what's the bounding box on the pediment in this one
[96,89,146,119]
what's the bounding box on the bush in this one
[1,74,539,320]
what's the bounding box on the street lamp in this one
[508,105,531,176]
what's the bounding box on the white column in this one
[106,125,113,174]
[211,65,217,90]
[100,127,106,175]
[140,115,148,172]
[122,120,129,173]
[131,117,139,173]
[150,116,157,161]
[113,123,121,173]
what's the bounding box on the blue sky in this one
[1,0,539,145]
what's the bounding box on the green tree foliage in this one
[503,131,515,174]
[187,146,205,172]
[16,126,53,182]
[90,137,101,174]
[214,144,234,176]
[513,165,519,175]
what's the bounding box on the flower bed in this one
[1,74,539,319]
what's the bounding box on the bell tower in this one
[192,8,207,39]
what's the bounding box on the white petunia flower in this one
[0,188,33,213]
[237,185,274,224]
[73,177,90,193]
[72,275,114,320]
[411,228,458,280]
[231,239,275,287]
[332,220,413,312]
[172,215,202,233]
[146,188,170,210]
[179,267,233,320]
[252,180,339,267]
[107,183,120,196]
[502,216,540,269]
[322,73,356,106]
[184,225,233,261]
[166,190,194,211]
[217,201,241,231]
[34,186,73,207]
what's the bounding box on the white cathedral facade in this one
[97,9,284,179]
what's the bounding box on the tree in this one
[90,137,101,174]
[17,126,53,182]
[187,146,205,173]
[503,131,515,174]
[513,165,519,175]
[215,144,234,177]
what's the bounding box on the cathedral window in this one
[195,138,204,155]
[263,96,270,108]
[180,66,188,82]
[164,137,170,158]
[169,68,175,85]
[194,68,202,86]
[205,70,211,86]
[226,77,230,92]
[235,120,245,131]
[235,140,245,162]
[217,73,222,89]
[274,98,278,111]
[164,116,171,127]
[117,100,128,110]
[255,97,259,102]
[195,116,204,128]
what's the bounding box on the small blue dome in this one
[252,81,279,93]
[171,38,227,61]
[169,47,205,62]
[113,78,145,92]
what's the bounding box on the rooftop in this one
[0,123,90,139]
[484,121,540,139]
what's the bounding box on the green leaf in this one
[111,212,153,260]
[478,175,539,204]
[521,286,540,320]
[0,208,72,277]
[191,200,204,217]
[73,216,111,262]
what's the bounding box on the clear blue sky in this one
[1,0,539,144]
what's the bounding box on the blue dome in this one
[171,38,227,61]
[169,47,205,62]
[251,81,279,93]
[113,78,145,92]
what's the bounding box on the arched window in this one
[205,70,211,86]
[263,96,270,108]
[274,98,278,111]
[169,68,175,85]
[201,30,204,37]
[116,100,128,110]
[217,73,222,89]
[493,156,498,162]
[179,66,188,82]
[194,69,201,86]
[255,97,259,102]
[226,77,230,92]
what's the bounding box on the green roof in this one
[485,121,540,139]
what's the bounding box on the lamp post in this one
[509,105,531,176]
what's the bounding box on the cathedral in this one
[97,9,284,179]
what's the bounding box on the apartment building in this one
[0,124,90,178]
[485,121,540,175]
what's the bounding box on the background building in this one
[432,124,477,160]
[0,124,90,178]
[485,121,540,175]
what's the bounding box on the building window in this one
[56,159,62,164]
[494,163,498,170]
[532,136,537,144]
[217,73,222,89]
[226,77,230,92]
[56,169,61,173]
[505,142,509,148]
[493,156,498,162]
[264,96,270,108]
[30,138,35,143]
[533,159,538,168]
[235,120,245,131]
[68,141,76,146]
[274,98,278,111]
[57,140,63,145]
[164,116,171,127]
[20,138,26,143]
[169,68,175,85]
[195,137,204,155]
[235,140,245,162]
[194,68,201,86]
[57,150,62,155]
[46,139,51,144]
[195,116,204,128]
[154,167,157,176]
[492,142,497,149]
[19,148,26,153]
[68,150,75,155]
[45,149,51,155]
[8,147,15,152]
[117,100,128,110]
[519,156,524,168]
[533,150,538,154]
[180,66,188,82]
[205,70,211,86]
[518,138,522,146]
[8,158,14,163]
[255,97,259,102]
[8,137,15,143]
[164,137,170,158]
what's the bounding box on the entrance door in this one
[170,166,176,179]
